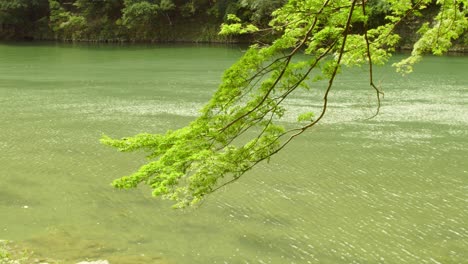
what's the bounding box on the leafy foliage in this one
[0,0,49,38]
[122,0,159,32]
[102,0,467,208]
[237,0,286,24]
[0,0,293,41]
[393,0,468,73]
[49,0,86,40]
[3,0,465,44]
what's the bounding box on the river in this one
[0,43,467,263]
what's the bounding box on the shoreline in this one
[0,39,466,53]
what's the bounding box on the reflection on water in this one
[0,43,467,263]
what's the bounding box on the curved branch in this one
[219,0,333,133]
[362,0,384,119]
[210,0,359,195]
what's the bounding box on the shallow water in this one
[0,43,467,263]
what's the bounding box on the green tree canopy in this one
[0,0,49,38]
[102,0,467,208]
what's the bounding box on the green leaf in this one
[297,112,315,122]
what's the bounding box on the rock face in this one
[76,261,109,264]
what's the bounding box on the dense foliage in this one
[3,0,462,43]
[101,0,467,208]
[0,0,49,39]
[0,0,287,41]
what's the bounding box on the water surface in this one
[0,43,467,263]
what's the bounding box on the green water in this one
[0,43,467,263]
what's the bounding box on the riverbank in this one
[1,239,173,264]
[1,240,39,264]
[2,24,466,52]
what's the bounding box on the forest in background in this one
[0,0,466,49]
[3,0,283,42]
